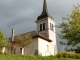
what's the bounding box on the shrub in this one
[56,52,80,59]
[56,52,63,58]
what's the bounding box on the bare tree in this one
[14,33,36,55]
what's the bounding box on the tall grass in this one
[0,54,79,60]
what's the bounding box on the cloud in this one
[0,0,80,51]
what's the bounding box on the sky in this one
[0,0,80,52]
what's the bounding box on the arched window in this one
[40,24,42,31]
[52,24,54,31]
[50,23,51,30]
[43,23,45,30]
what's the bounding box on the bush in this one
[56,52,80,59]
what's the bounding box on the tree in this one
[14,33,36,55]
[57,4,80,52]
[0,30,7,52]
[75,46,80,53]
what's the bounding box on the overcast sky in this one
[0,0,80,52]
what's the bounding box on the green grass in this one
[0,54,80,60]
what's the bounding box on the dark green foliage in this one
[0,30,7,52]
[57,4,80,52]
[75,46,80,53]
[56,52,80,59]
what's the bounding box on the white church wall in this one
[38,38,51,56]
[48,17,58,55]
[48,17,56,32]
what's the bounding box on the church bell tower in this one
[35,0,58,55]
[35,0,56,40]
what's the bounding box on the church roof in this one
[30,30,52,42]
[37,0,54,20]
[9,30,52,42]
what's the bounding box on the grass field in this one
[0,54,80,60]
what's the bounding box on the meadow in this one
[0,54,80,60]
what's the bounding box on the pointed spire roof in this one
[37,0,54,20]
[42,0,48,15]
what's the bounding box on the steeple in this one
[37,0,54,20]
[42,0,48,15]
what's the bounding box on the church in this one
[4,0,58,56]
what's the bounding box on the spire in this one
[37,0,54,20]
[42,0,48,15]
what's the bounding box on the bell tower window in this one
[50,23,54,31]
[43,23,45,30]
[50,23,51,30]
[40,24,42,31]
[52,24,54,31]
